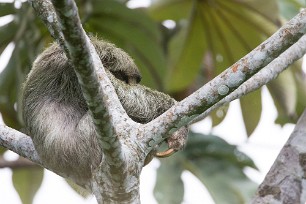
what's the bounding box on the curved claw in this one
[155,148,176,158]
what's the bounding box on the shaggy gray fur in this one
[22,39,176,186]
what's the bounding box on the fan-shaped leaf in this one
[0,21,44,128]
[186,159,257,204]
[0,3,15,17]
[0,147,6,154]
[184,132,257,203]
[154,132,257,204]
[240,89,262,137]
[166,3,206,91]
[86,0,166,89]
[154,155,184,204]
[0,45,22,129]
[66,179,90,198]
[149,0,279,92]
[281,60,306,122]
[294,68,306,117]
[185,132,256,169]
[148,0,192,21]
[12,167,44,204]
[0,20,17,54]
[211,104,229,127]
[267,69,297,125]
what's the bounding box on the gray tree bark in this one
[1,0,306,203]
[252,110,306,204]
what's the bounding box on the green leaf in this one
[0,147,6,154]
[0,3,16,17]
[277,61,306,122]
[0,20,18,54]
[240,89,262,137]
[66,179,90,198]
[154,155,184,204]
[186,159,257,204]
[148,0,192,21]
[0,46,22,129]
[241,0,280,24]
[294,67,306,117]
[86,0,166,89]
[0,3,48,127]
[211,104,229,127]
[185,132,257,169]
[267,69,297,125]
[184,132,257,203]
[12,167,44,204]
[204,0,278,75]
[165,2,207,91]
[0,24,44,128]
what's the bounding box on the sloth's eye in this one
[112,71,141,85]
[128,75,141,84]
[135,75,141,83]
[112,70,129,84]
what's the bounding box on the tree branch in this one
[28,0,65,48]
[0,125,71,180]
[142,9,306,151]
[192,33,306,123]
[0,156,37,169]
[48,0,141,202]
[0,125,41,165]
[251,109,306,204]
[50,0,131,164]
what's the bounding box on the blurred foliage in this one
[154,155,184,204]
[12,167,44,204]
[0,146,6,154]
[155,132,257,204]
[149,0,280,92]
[66,179,91,198]
[240,89,262,136]
[278,0,305,20]
[0,0,305,203]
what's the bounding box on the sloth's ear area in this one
[91,37,141,85]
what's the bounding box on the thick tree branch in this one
[0,125,40,165]
[251,109,306,204]
[142,9,306,151]
[50,0,131,165]
[0,125,74,181]
[49,0,141,202]
[192,34,306,123]
[0,156,37,169]
[28,0,65,49]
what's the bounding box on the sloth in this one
[21,38,186,187]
